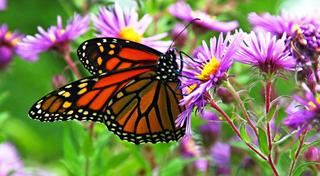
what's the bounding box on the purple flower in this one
[211,142,231,175]
[194,158,208,172]
[179,136,201,158]
[199,111,220,147]
[176,31,243,135]
[0,24,23,68]
[168,1,238,33]
[248,12,299,37]
[291,22,320,63]
[0,143,25,176]
[92,3,171,52]
[283,91,320,133]
[235,32,295,75]
[17,14,89,61]
[0,0,6,11]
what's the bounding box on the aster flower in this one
[0,24,23,68]
[0,143,26,176]
[92,3,171,52]
[235,32,296,75]
[180,136,201,158]
[168,1,238,33]
[0,0,6,11]
[17,14,89,60]
[179,136,208,173]
[210,142,231,175]
[176,32,243,135]
[248,12,299,37]
[283,91,320,133]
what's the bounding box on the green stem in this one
[226,80,258,137]
[288,130,307,176]
[206,94,267,160]
[63,51,82,79]
[265,79,279,176]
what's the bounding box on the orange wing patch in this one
[118,48,159,61]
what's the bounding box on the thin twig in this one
[288,130,308,176]
[226,80,258,136]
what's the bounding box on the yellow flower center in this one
[186,83,198,94]
[196,56,220,81]
[118,27,142,43]
[292,24,302,34]
[4,32,20,46]
[308,94,320,110]
[49,29,65,43]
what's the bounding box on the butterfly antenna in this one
[168,18,200,50]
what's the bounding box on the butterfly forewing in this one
[29,67,153,123]
[77,38,162,75]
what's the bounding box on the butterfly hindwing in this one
[105,71,186,144]
[77,38,162,75]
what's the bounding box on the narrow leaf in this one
[293,162,320,176]
[258,127,270,155]
[240,125,251,143]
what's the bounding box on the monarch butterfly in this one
[29,38,186,144]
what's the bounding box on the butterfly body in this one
[29,38,185,144]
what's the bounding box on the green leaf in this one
[82,132,93,158]
[62,126,82,175]
[293,162,320,176]
[159,158,193,176]
[266,103,277,121]
[301,140,320,153]
[240,125,251,143]
[258,127,270,155]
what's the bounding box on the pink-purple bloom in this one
[0,0,6,11]
[176,32,244,135]
[248,12,299,37]
[0,24,23,68]
[17,14,89,61]
[211,142,231,175]
[168,1,238,33]
[180,136,201,158]
[283,91,320,133]
[0,143,26,176]
[235,32,295,75]
[92,3,171,52]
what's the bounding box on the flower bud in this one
[0,46,13,69]
[52,74,67,89]
[304,146,320,162]
[216,87,233,104]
